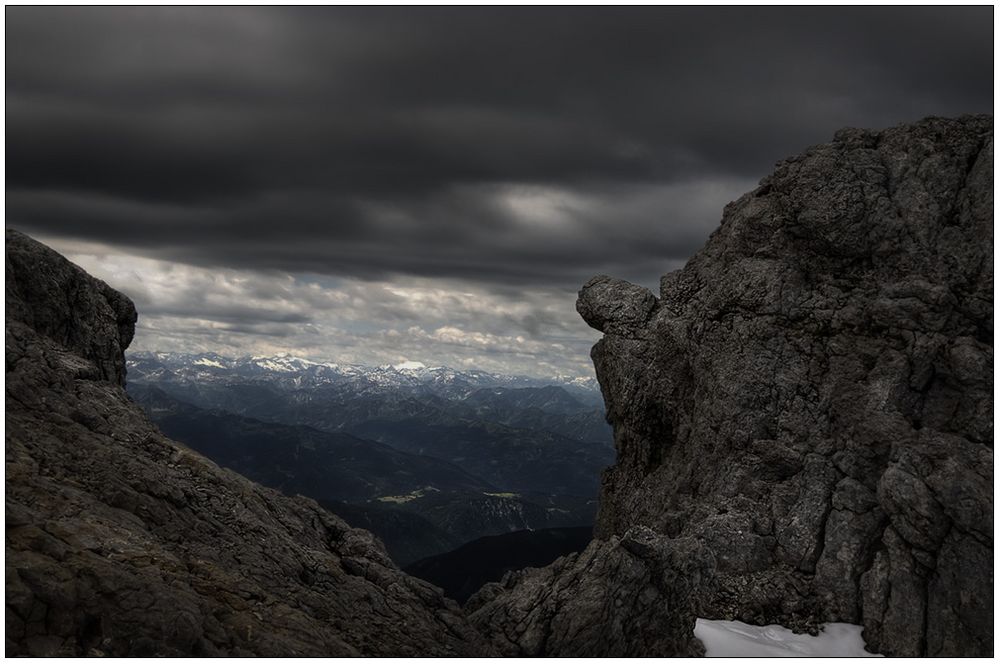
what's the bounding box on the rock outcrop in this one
[5,230,489,656]
[474,116,993,656]
[6,232,137,386]
[469,527,713,656]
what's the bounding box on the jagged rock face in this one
[575,116,993,656]
[468,527,713,656]
[5,230,488,656]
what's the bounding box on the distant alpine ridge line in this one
[127,350,603,401]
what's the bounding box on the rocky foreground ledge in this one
[472,115,993,656]
[5,229,488,656]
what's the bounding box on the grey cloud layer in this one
[7,8,992,375]
[53,241,599,377]
[7,7,992,287]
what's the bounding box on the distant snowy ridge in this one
[192,357,225,369]
[393,360,427,371]
[127,350,601,395]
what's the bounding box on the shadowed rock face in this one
[6,232,137,386]
[5,229,489,656]
[472,116,993,656]
[468,527,713,656]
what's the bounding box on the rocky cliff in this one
[471,116,993,656]
[5,230,488,656]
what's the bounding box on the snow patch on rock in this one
[694,619,881,657]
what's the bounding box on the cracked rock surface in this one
[468,526,713,656]
[5,229,489,656]
[473,116,993,656]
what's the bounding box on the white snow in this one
[393,360,427,371]
[694,619,881,657]
[253,359,294,372]
[193,357,225,369]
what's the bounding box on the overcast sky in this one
[6,7,993,377]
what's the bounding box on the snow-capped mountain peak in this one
[126,351,602,401]
[393,360,427,372]
[193,357,226,369]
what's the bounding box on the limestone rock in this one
[4,230,489,656]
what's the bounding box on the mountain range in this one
[126,351,612,564]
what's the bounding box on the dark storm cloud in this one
[6,6,993,289]
[8,177,735,289]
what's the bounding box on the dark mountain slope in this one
[128,383,495,504]
[318,500,461,567]
[459,385,612,444]
[349,417,612,497]
[406,526,592,603]
[128,385,592,563]
[5,229,488,656]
